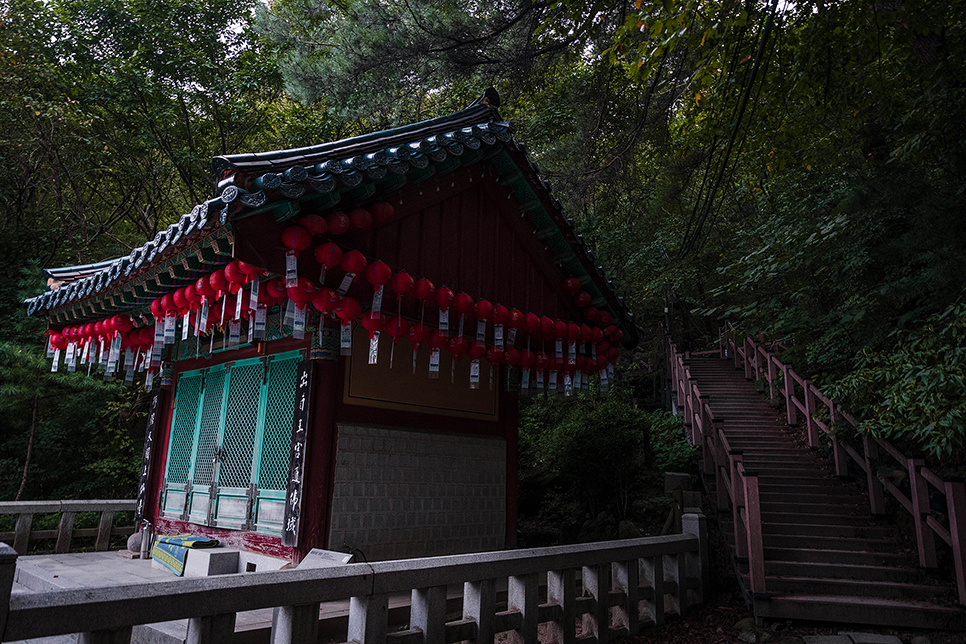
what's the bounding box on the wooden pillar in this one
[742,472,765,595]
[944,481,966,605]
[297,358,339,560]
[804,382,818,448]
[783,365,797,425]
[908,459,938,569]
[863,436,886,515]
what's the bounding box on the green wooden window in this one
[160,351,301,535]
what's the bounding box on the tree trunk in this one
[15,396,38,501]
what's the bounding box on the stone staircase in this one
[685,355,966,630]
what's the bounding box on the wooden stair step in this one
[761,511,875,525]
[754,575,950,600]
[762,546,908,565]
[763,560,925,582]
[753,594,966,630]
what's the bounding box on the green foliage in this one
[827,297,966,463]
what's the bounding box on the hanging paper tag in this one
[254,306,267,340]
[536,370,545,388]
[429,348,440,378]
[293,305,306,339]
[476,320,486,342]
[494,324,504,348]
[235,292,243,321]
[568,342,577,365]
[607,363,615,379]
[368,331,380,365]
[248,317,255,344]
[337,273,355,295]
[340,324,352,355]
[555,339,563,359]
[284,298,296,326]
[591,343,597,360]
[564,372,573,396]
[508,328,517,345]
[181,310,191,340]
[249,281,260,311]
[124,349,135,371]
[229,321,241,346]
[66,342,76,364]
[549,370,557,389]
[46,342,54,359]
[600,368,609,385]
[124,368,134,386]
[100,339,110,369]
[521,368,530,390]
[285,250,298,287]
[439,309,450,332]
[145,370,154,392]
[470,359,481,388]
[198,300,209,335]
[372,285,384,315]
[81,340,90,364]
[164,314,176,345]
[51,348,61,372]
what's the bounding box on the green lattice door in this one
[160,351,302,535]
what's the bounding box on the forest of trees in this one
[1,0,963,500]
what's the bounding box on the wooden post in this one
[804,382,818,448]
[271,604,320,644]
[411,586,447,644]
[944,481,966,606]
[731,452,747,560]
[13,513,32,554]
[829,400,848,477]
[767,356,778,406]
[508,573,538,644]
[546,570,575,644]
[581,564,610,643]
[863,436,886,515]
[186,613,237,644]
[908,459,938,569]
[642,555,664,626]
[463,579,495,644]
[742,472,766,595]
[613,559,640,636]
[55,511,76,554]
[0,543,17,638]
[743,338,753,380]
[348,594,389,644]
[783,365,797,426]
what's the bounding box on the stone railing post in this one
[187,614,237,644]
[463,579,495,644]
[508,573,538,644]
[271,604,320,644]
[77,627,133,644]
[641,555,664,626]
[411,585,447,644]
[581,564,610,642]
[0,543,18,637]
[347,594,389,644]
[546,570,575,644]
[682,512,709,603]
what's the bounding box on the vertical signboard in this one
[282,360,312,546]
[134,390,161,526]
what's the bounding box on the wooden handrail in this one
[714,322,966,606]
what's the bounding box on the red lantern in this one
[370,201,395,225]
[525,313,541,335]
[448,336,468,361]
[209,269,231,299]
[563,277,582,295]
[414,278,436,301]
[604,324,618,338]
[474,299,494,321]
[485,345,504,365]
[554,319,568,340]
[287,277,316,309]
[349,208,372,231]
[314,242,343,285]
[493,305,510,326]
[508,309,524,329]
[50,332,67,351]
[502,346,520,366]
[340,250,367,275]
[540,316,555,340]
[299,214,327,236]
[366,261,391,287]
[326,211,350,235]
[430,329,449,349]
[185,284,202,310]
[596,341,610,356]
[112,314,133,334]
[224,261,249,291]
[535,352,550,373]
[150,297,164,320]
[596,354,608,370]
[468,340,487,361]
[408,322,431,349]
[592,327,604,344]
[336,297,361,324]
[361,310,384,338]
[575,291,592,308]
[597,310,614,328]
[584,306,600,323]
[455,292,474,327]
[567,322,581,344]
[195,275,217,302]
[386,317,409,343]
[612,329,624,344]
[173,288,190,314]
[282,226,311,255]
[138,326,154,348]
[265,276,288,304]
[312,288,341,315]
[390,272,414,300]
[435,286,455,311]
[519,349,535,371]
[238,261,264,282]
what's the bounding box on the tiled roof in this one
[24,92,638,345]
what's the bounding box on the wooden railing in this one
[0,519,708,643]
[663,332,766,597]
[0,500,137,555]
[720,321,966,605]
